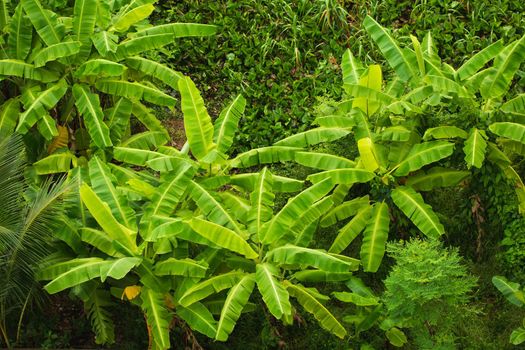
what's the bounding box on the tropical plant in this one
[0,0,216,175]
[359,16,525,212]
[0,134,71,348]
[492,276,525,345]
[261,16,525,274]
[382,239,477,349]
[37,80,359,348]
[269,61,469,273]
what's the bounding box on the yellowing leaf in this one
[358,137,379,172]
[48,125,69,153]
[122,285,142,300]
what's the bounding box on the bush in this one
[383,239,477,349]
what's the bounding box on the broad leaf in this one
[393,141,454,176]
[463,128,487,169]
[267,245,356,272]
[406,167,469,191]
[178,302,217,339]
[213,94,246,154]
[179,271,245,307]
[178,76,215,159]
[215,274,256,341]
[255,263,291,320]
[285,282,346,339]
[360,202,389,273]
[391,186,444,238]
[141,288,171,350]
[363,16,416,80]
[73,84,112,148]
[329,205,372,254]
[189,218,258,259]
[492,276,525,307]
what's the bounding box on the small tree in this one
[382,239,477,349]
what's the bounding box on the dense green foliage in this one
[2,0,525,349]
[383,239,477,349]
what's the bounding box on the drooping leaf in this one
[230,146,301,168]
[457,40,504,80]
[155,258,208,278]
[492,276,525,307]
[285,282,346,339]
[463,128,487,169]
[178,271,245,307]
[480,35,525,99]
[215,274,256,341]
[393,141,455,176]
[501,94,525,118]
[141,288,171,350]
[294,151,355,170]
[178,302,218,339]
[0,59,58,82]
[307,168,375,185]
[423,126,468,140]
[274,127,350,147]
[32,41,81,67]
[267,245,356,272]
[41,257,141,293]
[33,152,74,174]
[75,59,126,78]
[328,205,372,254]
[134,23,217,37]
[255,263,291,320]
[391,186,444,238]
[126,57,183,91]
[405,167,469,191]
[21,0,64,46]
[490,122,525,144]
[96,80,177,107]
[360,202,389,273]
[292,270,353,283]
[189,218,257,259]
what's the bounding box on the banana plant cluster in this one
[0,0,215,175]
[263,15,525,273]
[38,79,361,348]
[355,16,525,212]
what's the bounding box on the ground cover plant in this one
[1,1,525,349]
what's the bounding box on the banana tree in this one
[39,155,358,347]
[361,15,525,212]
[0,0,215,173]
[270,63,469,273]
